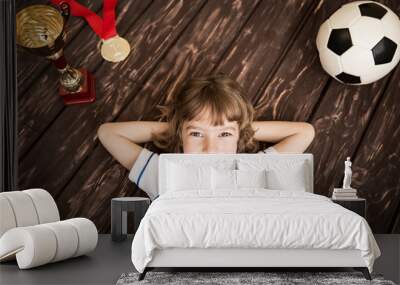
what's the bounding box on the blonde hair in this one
[153,73,259,153]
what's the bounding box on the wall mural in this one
[16,0,400,233]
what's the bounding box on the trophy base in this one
[59,69,96,105]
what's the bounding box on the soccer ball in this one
[316,1,400,85]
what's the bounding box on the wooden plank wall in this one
[17,0,400,234]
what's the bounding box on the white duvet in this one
[131,189,381,273]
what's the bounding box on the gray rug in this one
[116,271,396,285]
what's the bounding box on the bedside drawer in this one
[332,198,366,218]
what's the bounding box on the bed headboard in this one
[158,153,314,194]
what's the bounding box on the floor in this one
[0,235,134,285]
[0,234,399,285]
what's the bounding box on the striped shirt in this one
[128,146,278,201]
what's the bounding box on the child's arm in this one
[97,121,168,170]
[252,121,315,153]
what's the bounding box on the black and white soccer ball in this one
[316,1,400,85]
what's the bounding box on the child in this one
[98,73,315,200]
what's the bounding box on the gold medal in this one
[100,35,130,62]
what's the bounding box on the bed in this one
[130,153,381,281]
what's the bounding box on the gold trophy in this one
[16,3,95,105]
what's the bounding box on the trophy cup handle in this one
[59,2,70,23]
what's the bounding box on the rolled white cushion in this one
[23,188,60,224]
[0,226,57,268]
[0,191,39,228]
[0,196,17,237]
[41,221,79,262]
[64,218,98,257]
[0,218,98,269]
[0,189,60,239]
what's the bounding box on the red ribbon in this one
[51,0,118,40]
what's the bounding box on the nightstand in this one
[331,198,366,218]
[111,197,150,242]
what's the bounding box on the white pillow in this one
[211,168,267,190]
[237,159,308,191]
[209,159,237,170]
[264,161,307,191]
[237,169,267,188]
[168,158,236,171]
[212,168,237,190]
[167,162,212,192]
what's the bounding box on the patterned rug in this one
[116,271,396,285]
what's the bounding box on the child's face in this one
[181,109,239,154]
